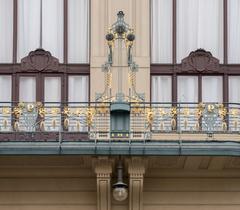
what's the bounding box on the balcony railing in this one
[0,102,239,142]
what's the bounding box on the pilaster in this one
[93,157,113,210]
[128,157,146,210]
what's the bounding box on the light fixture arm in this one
[112,158,128,201]
[116,159,124,183]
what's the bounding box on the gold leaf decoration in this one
[13,107,22,119]
[184,119,188,129]
[76,121,81,131]
[52,119,56,129]
[158,108,166,117]
[207,104,215,112]
[51,108,60,115]
[2,107,11,115]
[40,121,45,131]
[63,107,70,117]
[146,110,154,126]
[64,118,69,129]
[195,122,200,131]
[183,108,190,116]
[14,121,19,131]
[219,105,227,119]
[85,108,95,127]
[170,107,177,117]
[27,104,34,112]
[3,119,7,129]
[222,121,227,131]
[171,118,176,129]
[38,107,46,118]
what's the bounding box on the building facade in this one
[0,0,240,210]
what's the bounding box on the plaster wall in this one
[1,156,240,210]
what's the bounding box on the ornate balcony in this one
[0,102,239,142]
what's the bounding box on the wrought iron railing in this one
[0,102,239,141]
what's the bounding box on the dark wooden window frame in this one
[7,0,90,65]
[1,0,91,103]
[0,49,90,141]
[0,49,90,103]
[151,49,240,104]
[150,0,240,104]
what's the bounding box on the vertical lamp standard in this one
[112,159,128,201]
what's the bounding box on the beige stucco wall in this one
[90,0,150,102]
[143,156,240,210]
[143,177,240,210]
[0,156,97,210]
[1,156,240,210]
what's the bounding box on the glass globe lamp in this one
[112,182,128,201]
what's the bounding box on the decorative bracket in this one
[20,48,59,72]
[176,49,221,73]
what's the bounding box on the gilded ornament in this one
[51,108,60,115]
[230,109,238,116]
[13,107,22,119]
[170,107,177,117]
[222,121,227,131]
[146,110,154,126]
[3,119,7,129]
[18,102,25,109]
[76,121,81,131]
[38,107,46,117]
[184,119,188,129]
[85,108,95,126]
[195,122,200,131]
[64,118,69,129]
[97,104,109,114]
[218,105,227,119]
[2,107,11,115]
[27,104,34,112]
[74,108,83,116]
[158,108,166,117]
[171,118,176,129]
[40,121,45,131]
[183,107,190,116]
[63,107,70,117]
[131,103,143,115]
[52,119,56,129]
[207,104,215,112]
[14,121,19,131]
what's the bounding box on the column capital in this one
[127,157,147,178]
[93,157,113,178]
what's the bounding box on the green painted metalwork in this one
[0,141,240,156]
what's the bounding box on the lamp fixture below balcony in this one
[112,158,128,201]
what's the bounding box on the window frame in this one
[0,0,90,64]
[151,0,240,105]
[151,0,231,64]
[13,72,89,103]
